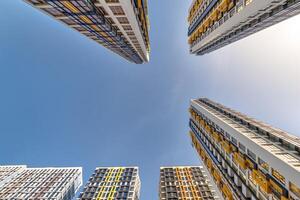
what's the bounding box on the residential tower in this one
[188,0,300,55]
[189,98,300,200]
[24,0,150,64]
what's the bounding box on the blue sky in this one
[1,1,300,199]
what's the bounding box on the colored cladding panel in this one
[78,167,140,200]
[24,0,150,63]
[188,0,219,36]
[98,168,124,200]
[189,98,300,200]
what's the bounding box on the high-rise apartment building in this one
[0,165,82,199]
[189,98,300,200]
[24,0,150,64]
[159,166,218,200]
[78,167,140,200]
[188,0,300,55]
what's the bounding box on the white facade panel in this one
[98,0,149,62]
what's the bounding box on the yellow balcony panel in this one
[230,144,237,152]
[62,1,80,14]
[200,119,205,127]
[194,141,200,150]
[222,184,233,200]
[205,125,212,134]
[289,182,300,198]
[210,10,219,21]
[207,158,213,171]
[252,169,270,193]
[221,140,232,154]
[233,152,247,170]
[90,25,101,32]
[200,150,206,160]
[197,26,203,34]
[269,179,285,196]
[213,170,221,184]
[246,158,256,169]
[137,0,142,7]
[258,158,269,172]
[271,168,285,185]
[217,0,230,12]
[79,15,92,24]
[213,131,222,142]
[189,0,203,21]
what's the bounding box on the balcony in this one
[269,178,288,200]
[251,169,270,194]
[220,140,232,154]
[233,152,247,170]
[213,170,221,184]
[213,131,222,142]
[222,183,234,200]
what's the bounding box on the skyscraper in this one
[0,165,83,199]
[188,0,300,55]
[189,98,300,200]
[159,166,218,200]
[78,167,140,200]
[24,0,150,64]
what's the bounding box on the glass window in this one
[239,142,246,152]
[247,149,256,161]
[231,137,237,146]
[258,157,269,171]
[226,132,231,139]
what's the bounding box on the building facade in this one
[159,166,218,200]
[0,165,83,199]
[188,0,300,55]
[24,0,150,64]
[189,98,300,200]
[78,167,140,200]
[0,165,27,188]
